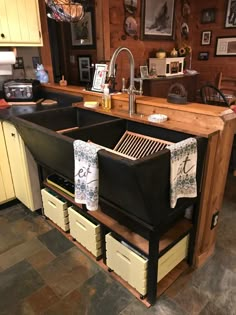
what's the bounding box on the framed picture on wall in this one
[77,55,92,85]
[198,52,209,61]
[71,9,96,48]
[140,0,175,40]
[215,36,236,56]
[225,0,236,28]
[201,31,212,45]
[201,8,216,24]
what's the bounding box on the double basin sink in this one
[11,106,207,230]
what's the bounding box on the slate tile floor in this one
[0,174,235,315]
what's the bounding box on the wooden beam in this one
[38,0,54,83]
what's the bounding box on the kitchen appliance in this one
[3,79,41,102]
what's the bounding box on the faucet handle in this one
[122,77,126,93]
[133,78,143,95]
[139,78,143,95]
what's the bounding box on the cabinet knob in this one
[1,33,5,39]
[11,133,15,137]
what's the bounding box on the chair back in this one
[200,84,229,107]
[217,71,236,97]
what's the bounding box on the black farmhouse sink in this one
[17,106,117,131]
[12,108,207,229]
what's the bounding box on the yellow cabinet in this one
[0,0,42,46]
[0,122,15,204]
[3,121,42,211]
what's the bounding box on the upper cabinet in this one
[0,0,43,46]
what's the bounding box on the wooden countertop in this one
[41,83,236,137]
[73,102,219,138]
[41,83,233,115]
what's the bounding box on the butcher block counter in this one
[41,83,236,268]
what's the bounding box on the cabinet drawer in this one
[106,233,148,295]
[68,206,102,258]
[41,188,69,231]
[106,233,189,296]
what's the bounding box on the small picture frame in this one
[225,0,236,28]
[91,64,108,92]
[201,31,212,45]
[140,65,149,78]
[71,9,95,49]
[198,52,209,61]
[201,8,216,24]
[77,55,92,85]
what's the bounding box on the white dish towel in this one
[167,137,197,208]
[74,140,101,211]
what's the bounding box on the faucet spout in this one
[108,47,136,115]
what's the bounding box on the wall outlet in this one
[211,211,219,229]
[13,57,24,69]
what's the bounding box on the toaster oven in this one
[3,79,41,102]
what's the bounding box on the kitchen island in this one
[40,83,236,268]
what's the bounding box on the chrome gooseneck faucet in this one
[108,46,136,115]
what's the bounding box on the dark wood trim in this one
[38,0,54,83]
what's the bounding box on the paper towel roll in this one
[0,51,16,65]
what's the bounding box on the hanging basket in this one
[45,0,85,22]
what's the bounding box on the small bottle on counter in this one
[102,84,111,110]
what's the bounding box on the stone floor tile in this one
[150,295,188,315]
[199,301,232,315]
[164,268,193,299]
[217,217,236,255]
[10,215,53,241]
[0,203,29,222]
[191,257,236,301]
[74,271,135,315]
[25,285,60,314]
[38,228,74,256]
[119,300,158,315]
[213,287,236,315]
[0,237,45,270]
[38,248,100,297]
[171,286,208,315]
[0,300,36,315]
[213,245,236,273]
[27,248,56,270]
[0,227,25,254]
[43,289,88,315]
[0,215,8,226]
[0,260,44,310]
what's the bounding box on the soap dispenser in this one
[102,83,111,110]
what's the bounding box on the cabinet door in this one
[3,122,42,211]
[0,1,10,44]
[0,123,15,204]
[0,0,42,46]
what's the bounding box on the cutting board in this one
[8,98,43,106]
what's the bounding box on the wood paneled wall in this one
[40,0,236,92]
[191,0,236,88]
[108,0,182,90]
[108,0,236,90]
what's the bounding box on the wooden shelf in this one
[44,181,192,257]
[89,209,192,256]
